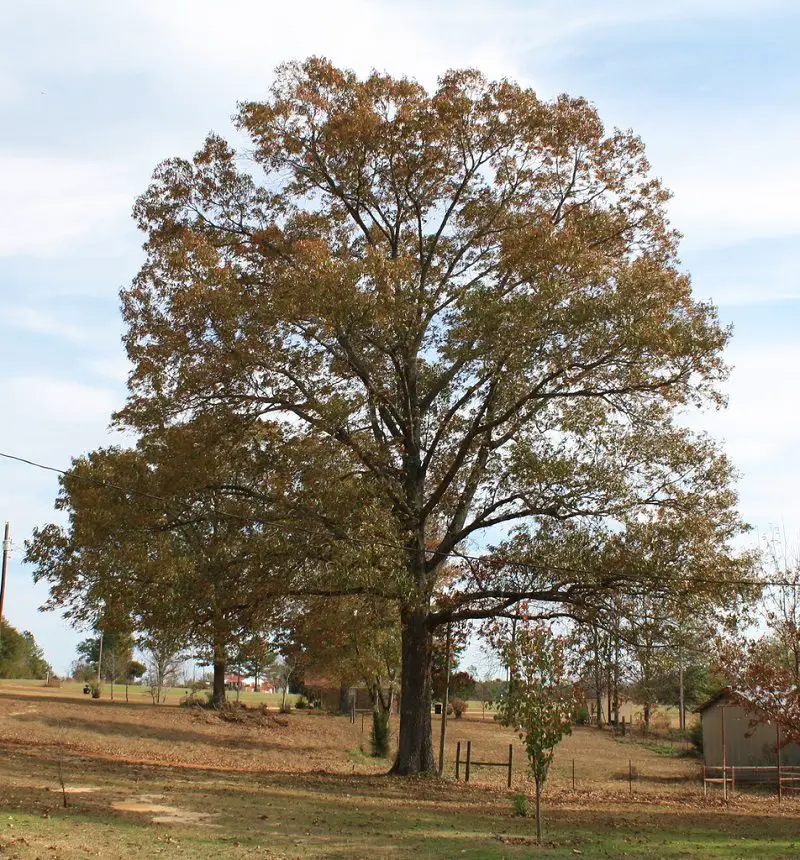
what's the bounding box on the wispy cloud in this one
[0,155,137,257]
[6,306,103,344]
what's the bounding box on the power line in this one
[1,448,797,590]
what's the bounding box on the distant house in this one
[224,673,252,691]
[696,690,800,772]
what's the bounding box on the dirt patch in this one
[112,794,217,826]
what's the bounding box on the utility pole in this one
[437,623,452,776]
[0,522,10,655]
[96,631,104,686]
[0,522,10,624]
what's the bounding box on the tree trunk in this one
[535,777,542,843]
[212,658,226,707]
[613,633,620,725]
[678,643,685,732]
[339,685,351,716]
[391,608,435,775]
[592,627,604,727]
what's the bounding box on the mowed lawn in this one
[1,682,799,858]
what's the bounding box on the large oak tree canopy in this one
[115,58,745,773]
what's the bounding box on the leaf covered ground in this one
[1,682,798,858]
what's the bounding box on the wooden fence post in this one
[572,758,575,791]
[455,741,461,780]
[777,723,782,802]
[628,759,633,795]
[465,740,472,783]
[507,744,513,789]
[731,765,736,795]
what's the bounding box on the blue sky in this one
[1,0,798,674]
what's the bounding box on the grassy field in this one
[1,680,799,858]
[5,678,301,709]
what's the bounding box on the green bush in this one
[371,709,390,757]
[689,721,703,752]
[575,706,590,726]
[512,793,528,817]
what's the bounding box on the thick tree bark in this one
[613,633,620,724]
[212,638,226,707]
[391,608,436,774]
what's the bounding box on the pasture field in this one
[1,680,799,858]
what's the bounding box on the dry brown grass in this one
[3,686,800,858]
[0,686,386,775]
[0,685,699,795]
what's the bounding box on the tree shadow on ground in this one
[8,712,325,755]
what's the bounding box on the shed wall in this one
[702,702,800,768]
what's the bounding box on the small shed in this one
[697,690,800,773]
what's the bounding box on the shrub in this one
[89,682,102,699]
[512,793,529,817]
[651,713,672,734]
[451,698,468,719]
[689,721,703,752]
[371,709,390,757]
[179,689,204,707]
[575,705,590,726]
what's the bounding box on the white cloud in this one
[85,355,131,385]
[657,113,800,251]
[0,72,21,106]
[0,155,138,258]
[709,344,800,464]
[5,306,108,344]
[0,374,125,672]
[688,339,800,530]
[5,376,117,426]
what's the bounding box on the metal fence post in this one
[455,741,461,781]
[507,743,513,789]
[465,740,472,783]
